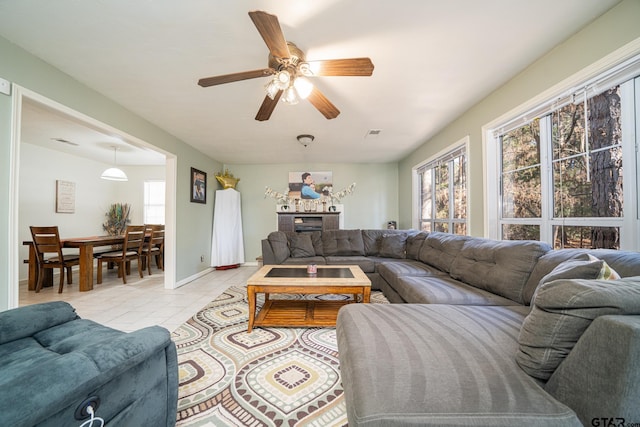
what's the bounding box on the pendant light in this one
[101,146,128,181]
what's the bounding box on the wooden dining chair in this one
[96,225,146,284]
[29,226,80,293]
[142,224,164,275]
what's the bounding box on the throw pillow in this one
[537,253,604,285]
[405,232,428,260]
[587,254,622,280]
[309,231,324,257]
[529,253,622,306]
[378,234,407,259]
[268,231,290,264]
[289,233,316,258]
[516,276,640,381]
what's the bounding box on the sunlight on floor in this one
[19,265,259,333]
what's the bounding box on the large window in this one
[491,61,639,250]
[416,145,467,234]
[144,180,165,224]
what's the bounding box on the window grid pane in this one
[553,225,620,250]
[500,80,631,246]
[552,87,623,220]
[435,164,449,219]
[418,147,466,235]
[453,156,466,219]
[144,181,166,224]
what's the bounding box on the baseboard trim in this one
[176,267,215,288]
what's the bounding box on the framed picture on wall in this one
[288,171,332,200]
[55,180,76,213]
[190,167,207,204]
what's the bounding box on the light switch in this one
[0,77,11,95]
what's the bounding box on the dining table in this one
[24,235,127,292]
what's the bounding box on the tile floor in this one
[19,264,259,332]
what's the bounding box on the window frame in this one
[143,180,166,225]
[484,55,640,250]
[412,137,469,234]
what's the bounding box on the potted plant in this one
[103,203,131,236]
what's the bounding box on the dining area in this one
[23,224,165,294]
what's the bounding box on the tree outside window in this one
[499,85,624,249]
[418,146,467,235]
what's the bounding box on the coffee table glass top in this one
[265,267,354,279]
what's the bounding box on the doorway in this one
[9,85,177,308]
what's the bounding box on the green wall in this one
[0,36,222,310]
[398,0,640,235]
[226,162,399,261]
[3,0,638,309]
[0,80,11,311]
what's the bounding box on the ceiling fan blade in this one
[249,11,290,60]
[304,58,374,76]
[255,90,283,121]
[198,68,274,87]
[307,87,340,120]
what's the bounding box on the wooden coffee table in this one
[246,265,371,332]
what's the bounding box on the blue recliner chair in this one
[0,301,178,426]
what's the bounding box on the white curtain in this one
[211,189,245,267]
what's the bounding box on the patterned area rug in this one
[172,285,388,427]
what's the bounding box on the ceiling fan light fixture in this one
[298,62,313,76]
[101,146,128,182]
[198,11,373,121]
[275,70,291,89]
[282,85,299,105]
[265,79,279,100]
[293,76,313,99]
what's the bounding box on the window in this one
[489,56,640,250]
[144,180,165,224]
[416,145,467,234]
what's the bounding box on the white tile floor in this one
[19,264,259,332]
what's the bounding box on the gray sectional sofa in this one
[0,301,178,427]
[261,228,421,290]
[261,229,640,426]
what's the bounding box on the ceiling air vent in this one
[51,138,79,146]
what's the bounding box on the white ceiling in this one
[0,0,620,165]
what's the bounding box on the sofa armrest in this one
[545,315,640,425]
[0,301,79,344]
[0,326,177,426]
[262,238,277,264]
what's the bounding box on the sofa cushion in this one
[267,231,290,264]
[282,256,326,265]
[535,254,621,291]
[291,230,324,257]
[322,229,365,256]
[289,233,316,258]
[361,229,408,256]
[523,249,640,305]
[545,315,640,425]
[394,275,519,305]
[450,238,550,304]
[418,232,469,273]
[406,232,428,260]
[378,233,407,259]
[309,231,324,256]
[362,229,386,256]
[337,304,580,426]
[517,276,640,381]
[377,260,446,291]
[325,256,375,273]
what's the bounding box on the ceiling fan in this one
[197,10,374,121]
